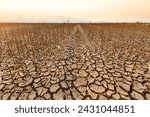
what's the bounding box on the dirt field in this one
[0,23,150,100]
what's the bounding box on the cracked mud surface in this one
[0,23,150,100]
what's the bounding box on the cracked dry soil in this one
[0,23,150,100]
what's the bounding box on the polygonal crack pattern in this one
[0,24,150,100]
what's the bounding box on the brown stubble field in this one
[0,23,150,100]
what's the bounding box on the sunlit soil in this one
[0,23,150,100]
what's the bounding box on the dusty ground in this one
[0,23,150,100]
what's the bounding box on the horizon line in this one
[0,21,150,23]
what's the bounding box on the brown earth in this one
[0,23,150,100]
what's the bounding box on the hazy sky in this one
[0,0,150,22]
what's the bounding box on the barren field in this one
[0,23,150,100]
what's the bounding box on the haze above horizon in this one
[0,0,150,23]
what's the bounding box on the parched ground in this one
[0,23,150,100]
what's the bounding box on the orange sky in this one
[0,0,150,22]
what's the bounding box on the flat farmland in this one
[0,23,150,100]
